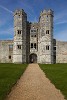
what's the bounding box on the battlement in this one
[14,9,27,17]
[40,9,54,17]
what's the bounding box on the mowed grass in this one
[0,63,27,100]
[40,64,67,99]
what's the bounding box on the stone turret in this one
[13,9,27,63]
[38,9,54,64]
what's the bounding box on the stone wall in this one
[0,40,13,63]
[0,9,67,64]
[30,23,39,62]
[38,9,53,64]
[13,9,27,63]
[56,41,67,63]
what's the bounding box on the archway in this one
[29,53,37,63]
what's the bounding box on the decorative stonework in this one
[13,9,27,63]
[0,9,67,63]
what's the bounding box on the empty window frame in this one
[31,43,33,48]
[31,30,36,32]
[31,30,34,32]
[34,43,36,49]
[34,35,36,37]
[17,30,21,34]
[31,35,33,37]
[9,55,11,59]
[17,45,21,49]
[46,30,49,34]
[46,45,49,50]
[31,35,36,37]
[53,46,56,50]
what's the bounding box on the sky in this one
[0,0,67,41]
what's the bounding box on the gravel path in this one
[6,64,65,100]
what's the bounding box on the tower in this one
[13,9,27,63]
[38,9,54,64]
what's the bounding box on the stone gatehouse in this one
[0,9,67,64]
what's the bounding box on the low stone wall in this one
[0,40,13,63]
[56,41,67,63]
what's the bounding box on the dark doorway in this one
[29,53,37,63]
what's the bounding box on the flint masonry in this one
[0,9,67,63]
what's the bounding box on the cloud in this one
[55,20,67,25]
[0,5,13,14]
[54,10,67,25]
[54,10,67,21]
[0,27,14,35]
[20,0,37,22]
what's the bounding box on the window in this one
[9,55,11,59]
[46,30,49,34]
[54,47,56,50]
[34,43,36,49]
[46,45,49,50]
[31,30,33,32]
[17,45,21,49]
[31,43,36,49]
[31,35,33,37]
[31,43,33,48]
[9,45,13,51]
[31,30,36,32]
[31,35,36,37]
[34,35,36,37]
[19,14,20,17]
[17,30,21,34]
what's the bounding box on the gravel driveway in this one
[6,64,65,100]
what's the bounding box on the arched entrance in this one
[29,53,37,63]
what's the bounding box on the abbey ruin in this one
[0,9,67,64]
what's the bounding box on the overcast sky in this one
[0,0,67,41]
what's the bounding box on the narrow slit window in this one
[54,47,56,50]
[46,45,49,50]
[46,30,49,34]
[31,43,33,48]
[9,55,11,59]
[34,43,36,49]
[17,45,21,49]
[17,30,21,34]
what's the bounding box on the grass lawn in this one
[0,63,27,100]
[40,64,67,100]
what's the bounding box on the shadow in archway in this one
[29,53,37,63]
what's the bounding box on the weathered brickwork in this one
[0,9,67,63]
